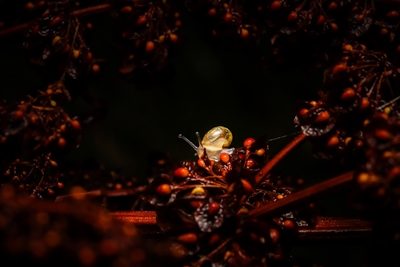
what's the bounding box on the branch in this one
[249,171,354,218]
[0,4,111,38]
[255,133,307,186]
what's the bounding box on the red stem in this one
[0,4,111,38]
[249,171,354,218]
[255,133,307,186]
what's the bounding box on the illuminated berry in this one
[173,167,189,178]
[145,41,155,53]
[287,12,298,22]
[341,88,355,100]
[58,137,66,148]
[241,179,253,193]
[240,28,249,38]
[220,153,230,163]
[332,63,347,74]
[224,13,233,23]
[256,148,265,156]
[208,202,220,215]
[243,137,255,148]
[270,228,279,243]
[197,158,206,168]
[314,111,330,123]
[270,1,282,11]
[326,136,339,147]
[169,34,178,43]
[156,184,171,195]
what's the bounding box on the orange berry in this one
[332,63,347,74]
[342,44,353,51]
[177,233,197,243]
[136,16,147,26]
[145,41,155,52]
[270,228,279,243]
[375,129,392,140]
[245,158,255,168]
[240,28,249,38]
[86,52,93,62]
[326,136,339,147]
[328,1,337,10]
[270,1,281,11]
[287,12,298,22]
[243,137,255,148]
[360,98,370,110]
[241,179,253,193]
[224,13,233,23]
[70,119,81,131]
[208,202,220,215]
[73,49,80,59]
[13,109,24,120]
[207,8,216,16]
[330,22,338,31]
[341,88,355,100]
[50,16,63,27]
[317,15,326,25]
[92,64,100,73]
[356,13,364,23]
[283,220,295,229]
[256,148,265,156]
[169,33,178,43]
[386,10,399,19]
[173,167,189,178]
[52,36,61,46]
[380,28,388,35]
[209,234,220,245]
[197,158,206,168]
[190,200,203,208]
[120,6,132,13]
[314,111,330,123]
[156,184,171,195]
[299,108,309,117]
[58,137,66,148]
[220,153,230,163]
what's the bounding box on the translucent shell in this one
[202,126,233,149]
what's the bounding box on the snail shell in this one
[179,126,234,161]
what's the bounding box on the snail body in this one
[179,126,234,161]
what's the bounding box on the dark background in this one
[0,4,366,266]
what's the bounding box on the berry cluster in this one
[0,185,173,267]
[187,0,262,45]
[0,89,81,161]
[353,109,400,265]
[0,0,47,29]
[144,134,312,266]
[113,0,181,74]
[1,153,64,199]
[295,43,399,162]
[23,0,99,81]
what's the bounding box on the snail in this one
[178,126,235,161]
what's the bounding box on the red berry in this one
[208,202,220,215]
[174,167,189,178]
[156,184,171,195]
[220,153,230,163]
[243,137,255,148]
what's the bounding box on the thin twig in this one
[0,4,111,38]
[250,171,354,218]
[255,133,307,186]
